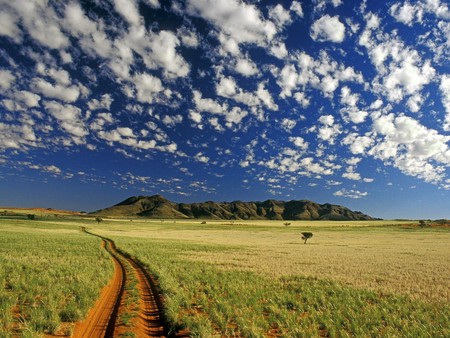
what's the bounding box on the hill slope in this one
[92,195,374,221]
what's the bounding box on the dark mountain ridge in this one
[92,195,375,221]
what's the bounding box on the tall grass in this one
[0,219,113,336]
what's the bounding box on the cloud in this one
[113,0,141,27]
[276,51,363,99]
[31,78,80,103]
[334,189,367,199]
[439,75,450,131]
[193,90,227,114]
[133,73,163,103]
[43,101,88,142]
[370,114,450,183]
[269,4,292,28]
[88,94,113,111]
[3,0,69,49]
[310,15,346,43]
[195,152,209,163]
[389,2,419,26]
[0,9,21,42]
[186,0,276,45]
[0,69,15,91]
[0,122,37,150]
[235,57,259,77]
[290,1,304,18]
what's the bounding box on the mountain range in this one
[91,195,375,221]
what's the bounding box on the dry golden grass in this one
[95,220,449,303]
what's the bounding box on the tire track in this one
[73,228,169,337]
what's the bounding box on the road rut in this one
[73,228,168,337]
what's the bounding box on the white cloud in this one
[193,90,227,114]
[43,101,88,142]
[281,118,296,131]
[390,2,419,26]
[186,0,276,45]
[195,152,209,163]
[133,73,163,103]
[334,189,367,199]
[290,136,309,150]
[0,70,15,91]
[293,92,310,107]
[88,94,113,111]
[113,0,141,27]
[144,0,160,9]
[277,51,363,99]
[256,82,278,110]
[0,122,37,150]
[31,78,80,103]
[269,4,292,28]
[162,114,183,127]
[189,110,202,124]
[235,57,259,77]
[290,1,304,18]
[310,15,345,43]
[64,3,112,59]
[4,0,69,49]
[0,10,21,42]
[178,27,199,48]
[225,107,248,126]
[383,59,435,102]
[343,133,374,154]
[439,75,450,131]
[270,41,288,59]
[319,115,334,126]
[370,114,450,183]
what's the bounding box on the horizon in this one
[0,0,449,219]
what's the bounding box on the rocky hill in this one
[92,195,374,221]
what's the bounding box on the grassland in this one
[0,216,448,337]
[95,219,449,337]
[0,217,113,337]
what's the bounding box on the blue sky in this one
[0,0,449,219]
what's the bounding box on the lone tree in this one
[27,214,35,220]
[95,216,103,224]
[301,232,313,244]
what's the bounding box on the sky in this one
[0,0,449,219]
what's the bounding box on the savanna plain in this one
[0,212,449,337]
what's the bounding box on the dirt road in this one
[73,229,168,337]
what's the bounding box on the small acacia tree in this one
[301,232,313,244]
[95,216,103,224]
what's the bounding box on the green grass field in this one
[0,218,113,337]
[0,216,449,337]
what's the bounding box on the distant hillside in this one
[91,195,375,221]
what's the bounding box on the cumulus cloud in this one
[310,15,345,43]
[88,94,113,111]
[31,78,80,102]
[235,57,259,77]
[113,0,141,27]
[440,75,450,131]
[43,101,88,143]
[2,0,69,49]
[186,0,276,45]
[277,51,363,98]
[269,4,292,28]
[334,189,367,199]
[0,10,21,42]
[370,114,450,183]
[133,73,163,103]
[0,69,15,91]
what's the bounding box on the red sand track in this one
[73,229,167,337]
